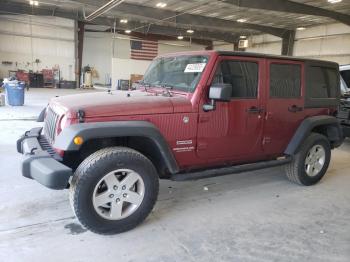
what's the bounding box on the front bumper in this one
[17,127,72,190]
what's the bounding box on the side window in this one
[340,69,350,89]
[213,60,258,98]
[270,63,301,98]
[309,66,338,98]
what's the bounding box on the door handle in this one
[288,105,303,113]
[247,106,263,114]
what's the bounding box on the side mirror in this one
[203,83,232,112]
[209,83,232,101]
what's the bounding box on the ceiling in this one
[1,0,350,42]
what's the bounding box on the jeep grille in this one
[44,107,60,142]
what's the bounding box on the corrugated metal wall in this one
[246,23,350,65]
[0,15,75,80]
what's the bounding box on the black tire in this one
[69,147,159,235]
[285,133,331,186]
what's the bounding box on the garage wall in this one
[111,35,206,89]
[83,32,207,87]
[246,23,350,64]
[294,23,350,64]
[82,32,112,85]
[0,15,75,80]
[213,41,235,51]
[245,35,282,55]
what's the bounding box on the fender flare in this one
[285,115,344,155]
[54,121,179,174]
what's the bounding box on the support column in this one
[76,21,85,88]
[234,40,240,51]
[281,30,295,56]
[205,41,213,50]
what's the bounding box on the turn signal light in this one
[73,136,84,145]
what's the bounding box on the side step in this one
[171,157,292,181]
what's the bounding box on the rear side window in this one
[340,69,350,89]
[270,63,301,98]
[213,60,258,98]
[308,66,338,98]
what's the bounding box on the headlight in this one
[60,115,68,130]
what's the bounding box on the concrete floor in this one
[0,88,349,262]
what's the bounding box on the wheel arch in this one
[285,115,344,155]
[54,121,179,176]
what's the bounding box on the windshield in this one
[142,55,209,92]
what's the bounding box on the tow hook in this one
[30,147,38,155]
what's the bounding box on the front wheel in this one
[285,133,331,186]
[69,147,159,234]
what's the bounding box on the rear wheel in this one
[285,133,331,186]
[69,147,159,234]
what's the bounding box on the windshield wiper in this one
[159,83,174,97]
[138,80,151,92]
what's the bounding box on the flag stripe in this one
[131,53,157,57]
[142,43,158,47]
[131,55,157,59]
[139,47,158,51]
[132,50,158,55]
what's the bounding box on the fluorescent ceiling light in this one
[224,15,236,20]
[240,35,247,39]
[191,9,203,14]
[120,19,128,24]
[328,0,342,3]
[156,2,167,8]
[29,0,39,6]
[297,27,306,31]
[177,35,184,40]
[237,18,247,23]
[186,29,194,34]
[208,12,219,17]
[125,29,131,34]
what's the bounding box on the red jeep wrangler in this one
[17,51,343,234]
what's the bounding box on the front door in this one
[263,59,305,156]
[196,56,266,164]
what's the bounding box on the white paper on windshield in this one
[184,63,206,73]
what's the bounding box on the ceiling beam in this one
[132,24,236,43]
[223,0,350,26]
[0,1,238,43]
[68,0,289,37]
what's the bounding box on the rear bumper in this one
[17,127,72,190]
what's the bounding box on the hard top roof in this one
[159,50,339,67]
[216,51,339,66]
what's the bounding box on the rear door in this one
[263,60,305,156]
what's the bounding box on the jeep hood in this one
[49,91,192,118]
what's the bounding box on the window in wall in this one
[309,66,338,98]
[270,63,301,98]
[213,60,259,98]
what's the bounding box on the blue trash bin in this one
[5,81,25,106]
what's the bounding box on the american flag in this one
[130,39,158,61]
